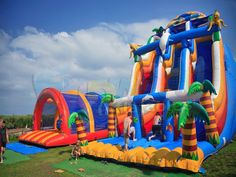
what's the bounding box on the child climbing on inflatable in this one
[71,140,83,160]
[148,112,162,141]
[123,112,137,151]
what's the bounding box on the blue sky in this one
[1,0,235,35]
[0,0,235,114]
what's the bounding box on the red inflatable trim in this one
[33,88,71,134]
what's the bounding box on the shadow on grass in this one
[58,149,71,155]
[224,174,236,177]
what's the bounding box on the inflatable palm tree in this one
[188,80,220,147]
[68,110,89,146]
[102,93,116,137]
[167,101,210,161]
[152,26,165,37]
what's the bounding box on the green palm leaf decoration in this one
[152,26,165,35]
[101,93,115,103]
[147,35,153,44]
[188,80,217,96]
[167,102,184,119]
[202,80,217,95]
[188,81,202,96]
[178,103,189,130]
[68,110,89,128]
[77,110,89,122]
[188,101,210,125]
[152,28,159,33]
[167,101,210,129]
[68,112,78,128]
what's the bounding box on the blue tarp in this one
[6,142,47,155]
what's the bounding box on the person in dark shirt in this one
[56,116,62,132]
[0,119,9,163]
[148,112,162,141]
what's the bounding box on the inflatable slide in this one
[19,11,236,173]
[79,11,236,172]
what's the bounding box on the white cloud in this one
[0,18,169,114]
[0,30,11,54]
[100,19,169,44]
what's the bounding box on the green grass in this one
[201,136,236,177]
[2,150,30,164]
[0,146,76,177]
[52,158,196,177]
[0,137,235,177]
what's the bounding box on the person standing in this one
[148,112,162,141]
[123,112,137,151]
[0,119,9,163]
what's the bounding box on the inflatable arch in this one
[33,88,71,134]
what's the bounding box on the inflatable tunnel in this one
[19,88,108,147]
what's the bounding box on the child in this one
[0,119,9,163]
[71,140,82,160]
[123,112,137,151]
[56,116,62,132]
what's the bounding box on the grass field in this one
[0,137,235,177]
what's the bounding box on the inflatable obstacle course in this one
[19,11,236,173]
